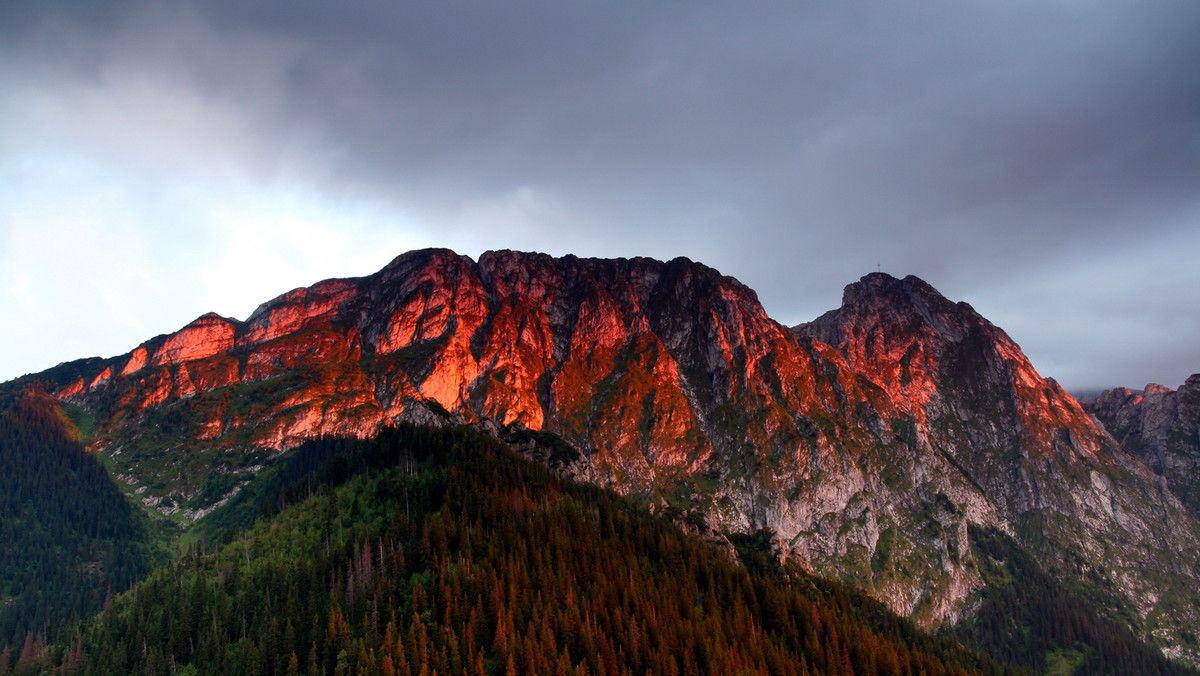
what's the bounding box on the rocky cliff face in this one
[28,251,1200,659]
[1088,375,1200,519]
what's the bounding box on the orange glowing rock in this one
[140,368,173,410]
[121,346,148,375]
[152,314,236,367]
[172,363,197,398]
[240,279,356,347]
[89,367,112,390]
[58,377,86,400]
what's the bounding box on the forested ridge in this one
[0,389,151,666]
[15,424,1021,675]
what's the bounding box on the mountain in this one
[793,274,1200,656]
[1087,376,1200,518]
[14,249,1200,664]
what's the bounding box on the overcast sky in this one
[1,1,1197,391]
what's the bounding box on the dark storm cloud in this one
[2,1,1197,389]
[204,2,1199,258]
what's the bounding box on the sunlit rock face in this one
[152,313,237,367]
[121,346,148,375]
[1089,375,1200,518]
[36,250,1200,657]
[796,273,1115,485]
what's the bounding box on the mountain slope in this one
[34,425,1021,676]
[15,249,1200,662]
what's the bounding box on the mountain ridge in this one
[13,248,1200,662]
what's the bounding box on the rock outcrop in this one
[1089,375,1200,518]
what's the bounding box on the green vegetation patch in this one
[954,525,1196,676]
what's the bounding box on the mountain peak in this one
[1144,382,1174,396]
[845,271,942,300]
[834,272,981,343]
[797,269,1109,459]
[796,273,967,358]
